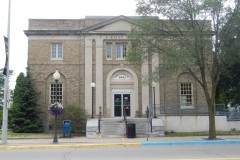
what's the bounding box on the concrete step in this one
[86,118,165,138]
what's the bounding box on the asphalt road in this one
[0,144,240,160]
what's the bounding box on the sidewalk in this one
[1,135,240,150]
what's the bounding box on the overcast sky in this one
[0,0,137,89]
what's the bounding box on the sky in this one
[0,0,138,89]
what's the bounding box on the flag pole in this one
[2,0,11,145]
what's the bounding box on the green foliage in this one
[9,71,43,133]
[49,104,87,134]
[129,0,239,139]
[0,68,13,108]
[0,68,13,126]
[0,69,4,108]
[216,61,240,105]
[0,108,2,125]
[215,90,227,104]
[216,6,240,105]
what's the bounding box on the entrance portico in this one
[106,67,139,118]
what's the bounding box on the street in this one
[0,144,240,160]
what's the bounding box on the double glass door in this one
[113,93,131,117]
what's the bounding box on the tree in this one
[0,69,5,109]
[127,0,238,139]
[10,70,43,133]
[0,68,13,124]
[0,68,13,108]
[216,61,240,106]
[216,6,240,106]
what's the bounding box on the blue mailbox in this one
[63,120,71,138]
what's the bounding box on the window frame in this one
[116,43,127,60]
[50,83,63,104]
[51,43,63,60]
[180,83,193,109]
[106,43,112,60]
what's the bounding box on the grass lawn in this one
[0,131,52,139]
[0,130,239,139]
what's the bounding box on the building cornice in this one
[24,30,81,36]
[24,30,130,36]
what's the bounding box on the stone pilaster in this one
[85,37,93,116]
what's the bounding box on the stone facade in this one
[24,16,208,131]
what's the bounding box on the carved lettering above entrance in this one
[111,70,133,82]
[114,74,130,80]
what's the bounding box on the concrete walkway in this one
[1,135,240,150]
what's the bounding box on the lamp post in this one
[90,82,96,118]
[53,70,60,143]
[152,82,157,118]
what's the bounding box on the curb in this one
[0,143,141,150]
[1,140,240,150]
[142,140,240,146]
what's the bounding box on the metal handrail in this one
[123,107,128,135]
[146,106,152,132]
[148,104,240,121]
[98,106,102,133]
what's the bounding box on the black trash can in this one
[63,120,71,137]
[126,123,136,138]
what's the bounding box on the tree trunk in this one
[208,80,217,140]
[208,102,216,139]
[203,80,217,140]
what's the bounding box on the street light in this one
[53,70,60,143]
[152,82,157,118]
[90,82,96,118]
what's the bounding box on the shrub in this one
[0,109,2,126]
[50,104,87,134]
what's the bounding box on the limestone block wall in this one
[163,116,240,132]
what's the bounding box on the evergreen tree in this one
[10,71,43,133]
[0,68,13,108]
[0,68,13,124]
[0,69,5,108]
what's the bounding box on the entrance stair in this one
[86,118,164,138]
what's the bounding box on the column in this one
[152,55,160,108]
[85,37,93,115]
[95,38,103,115]
[141,61,149,114]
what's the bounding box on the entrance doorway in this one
[112,89,131,117]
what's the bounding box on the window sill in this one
[180,106,194,109]
[51,58,63,60]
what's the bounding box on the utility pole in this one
[2,0,11,145]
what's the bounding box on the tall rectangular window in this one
[180,83,193,108]
[106,43,112,60]
[50,83,63,104]
[116,43,127,60]
[51,43,63,59]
